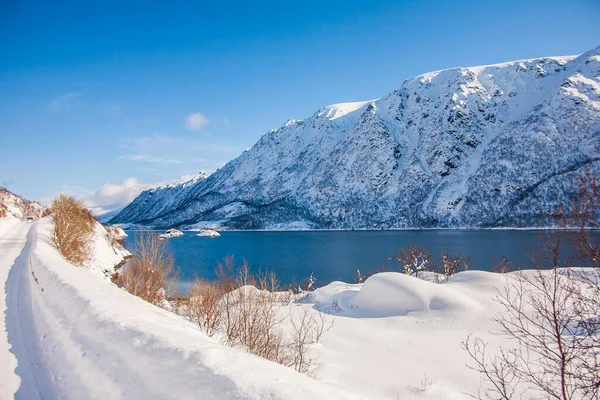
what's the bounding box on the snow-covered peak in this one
[316,100,374,120]
[155,172,210,190]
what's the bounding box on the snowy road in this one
[0,218,30,398]
[0,217,364,400]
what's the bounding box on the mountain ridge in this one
[111,46,600,229]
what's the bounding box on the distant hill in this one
[0,188,45,219]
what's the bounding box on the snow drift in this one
[4,218,365,399]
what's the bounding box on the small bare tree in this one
[283,305,333,374]
[393,245,431,278]
[118,232,178,307]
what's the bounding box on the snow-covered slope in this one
[1,218,365,399]
[0,188,45,220]
[92,172,211,223]
[111,47,600,229]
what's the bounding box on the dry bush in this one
[187,278,223,337]
[440,249,472,280]
[117,232,178,307]
[392,245,431,278]
[188,256,333,372]
[492,256,513,274]
[50,194,96,266]
[282,304,333,374]
[209,257,285,362]
[0,205,6,218]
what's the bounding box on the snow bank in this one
[87,222,131,279]
[11,218,364,399]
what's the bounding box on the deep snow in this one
[0,217,365,399]
[2,216,593,399]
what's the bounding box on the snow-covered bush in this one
[491,255,513,273]
[440,249,472,280]
[117,232,178,306]
[50,194,96,267]
[392,245,431,278]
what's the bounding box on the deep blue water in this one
[123,230,595,285]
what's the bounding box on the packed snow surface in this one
[0,218,364,399]
[111,46,600,229]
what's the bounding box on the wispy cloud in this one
[49,92,82,111]
[119,154,183,164]
[185,112,209,130]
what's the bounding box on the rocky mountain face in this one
[0,188,45,219]
[111,47,600,229]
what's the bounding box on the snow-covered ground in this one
[3,215,590,399]
[0,217,364,399]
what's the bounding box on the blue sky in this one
[1,0,599,208]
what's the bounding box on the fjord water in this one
[123,230,597,285]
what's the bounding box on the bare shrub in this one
[187,278,222,337]
[0,205,6,218]
[440,249,472,280]
[117,232,178,307]
[353,268,366,283]
[392,245,431,278]
[492,256,513,274]
[283,305,333,374]
[50,194,96,266]
[211,257,286,362]
[463,172,600,399]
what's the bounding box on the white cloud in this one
[185,112,209,130]
[49,92,82,111]
[84,177,152,213]
[80,174,207,218]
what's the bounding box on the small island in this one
[158,228,183,239]
[196,229,220,237]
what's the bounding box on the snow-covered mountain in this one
[111,47,600,229]
[0,188,45,219]
[92,173,210,223]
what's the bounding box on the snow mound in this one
[89,223,131,279]
[310,272,483,318]
[352,273,483,317]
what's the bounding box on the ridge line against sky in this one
[1,0,599,211]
